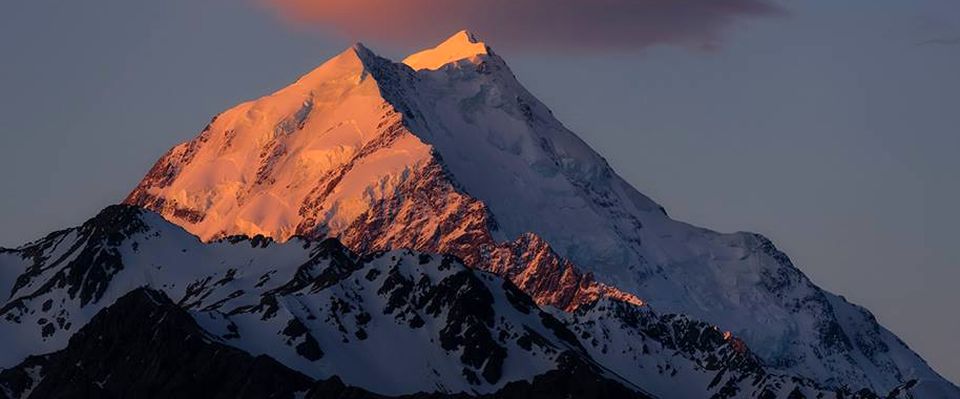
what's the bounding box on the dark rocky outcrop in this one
[0,287,649,399]
[0,288,315,399]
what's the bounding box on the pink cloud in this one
[259,0,782,51]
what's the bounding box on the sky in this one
[1,0,958,384]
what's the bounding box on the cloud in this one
[258,0,783,51]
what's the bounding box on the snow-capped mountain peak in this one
[403,29,490,70]
[290,41,384,90]
[120,31,960,397]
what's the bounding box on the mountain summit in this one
[124,31,958,397]
[403,29,490,70]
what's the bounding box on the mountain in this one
[0,205,892,398]
[0,206,647,396]
[0,287,318,399]
[121,30,958,396]
[0,285,643,399]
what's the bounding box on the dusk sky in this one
[2,0,959,384]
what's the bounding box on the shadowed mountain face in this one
[0,288,317,399]
[0,205,907,398]
[121,31,958,396]
[0,287,648,399]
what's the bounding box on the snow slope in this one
[0,286,650,399]
[124,31,958,396]
[0,206,637,396]
[0,206,901,398]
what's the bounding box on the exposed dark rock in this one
[2,205,149,321]
[0,288,315,399]
[0,287,649,399]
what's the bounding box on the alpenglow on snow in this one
[112,30,959,397]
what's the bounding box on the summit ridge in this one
[403,30,491,70]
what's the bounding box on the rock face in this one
[0,206,912,398]
[0,288,316,399]
[0,287,647,399]
[0,206,651,397]
[122,30,957,396]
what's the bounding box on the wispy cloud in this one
[258,0,783,51]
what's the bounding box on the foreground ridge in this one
[0,205,911,398]
[0,287,645,399]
